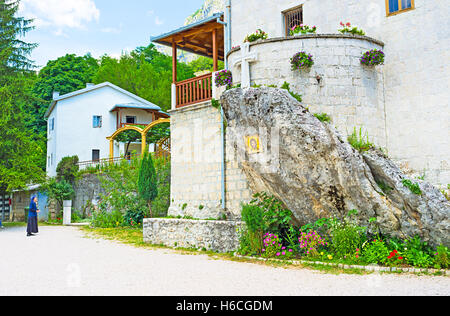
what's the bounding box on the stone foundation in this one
[143,218,244,253]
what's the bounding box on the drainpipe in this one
[215,1,232,212]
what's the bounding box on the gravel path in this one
[1,225,449,296]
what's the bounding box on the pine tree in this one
[0,0,37,80]
[0,0,44,191]
[138,152,158,217]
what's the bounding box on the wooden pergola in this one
[151,13,225,108]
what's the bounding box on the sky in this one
[18,0,206,68]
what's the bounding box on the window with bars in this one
[284,6,303,36]
[386,0,414,16]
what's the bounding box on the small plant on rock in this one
[314,112,331,123]
[347,127,374,153]
[401,179,422,195]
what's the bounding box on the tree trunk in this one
[148,201,153,218]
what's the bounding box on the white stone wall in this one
[143,218,244,253]
[169,101,252,219]
[228,35,387,148]
[229,0,450,184]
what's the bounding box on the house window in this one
[126,116,136,124]
[93,115,102,128]
[92,150,100,162]
[283,5,303,36]
[386,0,414,16]
[49,118,55,132]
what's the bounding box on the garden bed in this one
[233,253,450,276]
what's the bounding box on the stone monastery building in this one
[149,0,449,222]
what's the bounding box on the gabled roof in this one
[44,82,164,119]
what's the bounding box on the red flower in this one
[398,257,404,260]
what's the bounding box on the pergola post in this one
[109,138,114,160]
[141,133,147,157]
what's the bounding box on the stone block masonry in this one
[168,100,253,220]
[143,218,244,253]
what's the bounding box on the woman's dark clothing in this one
[27,200,38,235]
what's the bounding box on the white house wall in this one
[229,0,450,184]
[46,85,157,176]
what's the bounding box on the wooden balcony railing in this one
[176,72,212,108]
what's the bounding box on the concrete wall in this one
[229,0,450,185]
[228,35,387,147]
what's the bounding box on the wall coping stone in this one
[168,100,213,115]
[227,33,385,58]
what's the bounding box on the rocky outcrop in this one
[221,87,450,247]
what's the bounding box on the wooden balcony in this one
[176,72,212,108]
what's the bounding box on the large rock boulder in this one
[221,87,450,247]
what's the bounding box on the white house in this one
[44,82,169,177]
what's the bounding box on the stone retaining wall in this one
[143,218,244,253]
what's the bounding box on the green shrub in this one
[434,245,449,269]
[91,209,123,228]
[404,236,433,268]
[241,204,265,255]
[123,207,145,227]
[250,192,293,233]
[138,152,158,217]
[329,210,366,259]
[56,155,79,184]
[362,239,390,264]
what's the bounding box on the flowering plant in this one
[290,51,314,70]
[360,49,385,66]
[289,24,317,36]
[338,22,365,36]
[244,29,268,43]
[215,69,233,87]
[386,249,405,266]
[299,230,327,257]
[262,233,294,259]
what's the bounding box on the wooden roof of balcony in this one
[151,13,225,61]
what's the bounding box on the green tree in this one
[0,0,45,191]
[138,152,158,217]
[188,56,224,73]
[29,53,99,135]
[94,44,195,112]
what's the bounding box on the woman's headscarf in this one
[30,195,37,204]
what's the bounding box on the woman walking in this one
[27,195,39,236]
